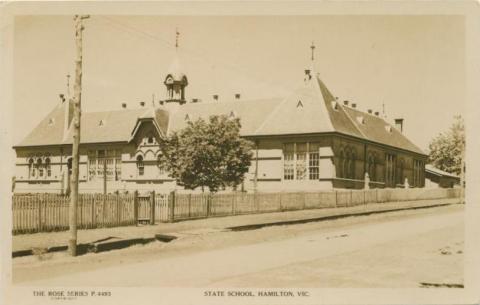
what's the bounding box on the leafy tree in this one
[428,115,465,175]
[159,115,254,192]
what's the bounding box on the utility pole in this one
[69,14,89,257]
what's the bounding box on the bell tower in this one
[164,29,188,105]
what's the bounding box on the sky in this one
[13,15,465,151]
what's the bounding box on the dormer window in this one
[297,100,304,108]
[48,118,55,126]
[356,116,365,124]
[99,119,105,126]
[385,125,392,132]
[185,114,190,121]
[229,111,236,118]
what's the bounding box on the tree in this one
[428,115,465,175]
[159,115,254,192]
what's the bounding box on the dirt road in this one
[13,204,463,287]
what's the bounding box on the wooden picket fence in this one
[12,187,461,234]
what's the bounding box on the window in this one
[367,154,377,181]
[283,144,294,180]
[413,160,424,187]
[157,155,165,175]
[397,159,404,185]
[283,142,320,181]
[349,152,356,179]
[338,147,357,179]
[385,153,396,187]
[45,158,51,177]
[37,159,44,178]
[28,158,35,178]
[296,143,307,180]
[309,143,320,180]
[87,150,121,181]
[67,158,72,175]
[136,155,144,176]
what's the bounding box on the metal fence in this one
[12,187,461,234]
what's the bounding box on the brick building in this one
[13,46,427,194]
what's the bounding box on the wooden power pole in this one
[69,14,89,257]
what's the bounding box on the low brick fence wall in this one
[12,187,461,234]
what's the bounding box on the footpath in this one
[12,198,461,256]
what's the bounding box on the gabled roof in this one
[16,71,426,156]
[16,102,69,147]
[15,105,169,147]
[168,98,282,136]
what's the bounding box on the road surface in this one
[13,204,463,287]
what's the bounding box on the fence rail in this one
[12,187,461,234]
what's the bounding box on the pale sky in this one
[13,15,465,150]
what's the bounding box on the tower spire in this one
[175,28,180,50]
[310,41,316,62]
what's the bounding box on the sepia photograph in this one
[1,1,479,305]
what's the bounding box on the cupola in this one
[164,29,188,105]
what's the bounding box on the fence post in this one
[91,194,96,228]
[279,192,282,212]
[188,193,192,218]
[150,190,156,225]
[231,193,235,215]
[206,193,212,217]
[335,190,338,208]
[133,190,139,226]
[303,192,306,210]
[169,190,176,222]
[38,194,42,232]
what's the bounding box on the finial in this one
[175,28,180,49]
[66,74,71,96]
[310,41,316,61]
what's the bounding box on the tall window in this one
[157,155,165,176]
[136,155,144,176]
[349,151,356,179]
[367,154,376,181]
[296,143,307,180]
[87,149,121,181]
[283,143,295,180]
[397,159,404,185]
[45,158,51,177]
[283,142,320,181]
[385,153,396,187]
[28,158,35,178]
[338,147,356,179]
[413,160,424,187]
[309,143,320,180]
[37,159,44,178]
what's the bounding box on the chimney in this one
[343,100,349,106]
[368,109,373,114]
[121,103,127,109]
[213,94,219,101]
[140,101,145,107]
[235,93,241,100]
[395,118,404,133]
[374,111,380,116]
[351,103,357,108]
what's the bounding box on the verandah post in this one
[150,190,155,225]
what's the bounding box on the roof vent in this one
[121,103,127,109]
[368,109,373,114]
[48,118,55,126]
[59,94,66,103]
[385,125,392,132]
[235,93,241,100]
[99,119,105,126]
[191,98,199,103]
[229,111,236,118]
[213,94,219,101]
[343,100,349,106]
[297,100,304,108]
[140,101,145,107]
[356,116,365,124]
[351,103,357,108]
[374,111,380,116]
[394,118,404,133]
[304,69,312,80]
[185,114,190,121]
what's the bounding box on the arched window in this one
[28,158,35,178]
[338,150,344,178]
[45,158,51,177]
[37,159,44,178]
[349,151,356,179]
[368,154,376,181]
[344,151,350,179]
[136,155,144,176]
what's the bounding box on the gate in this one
[137,195,151,223]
